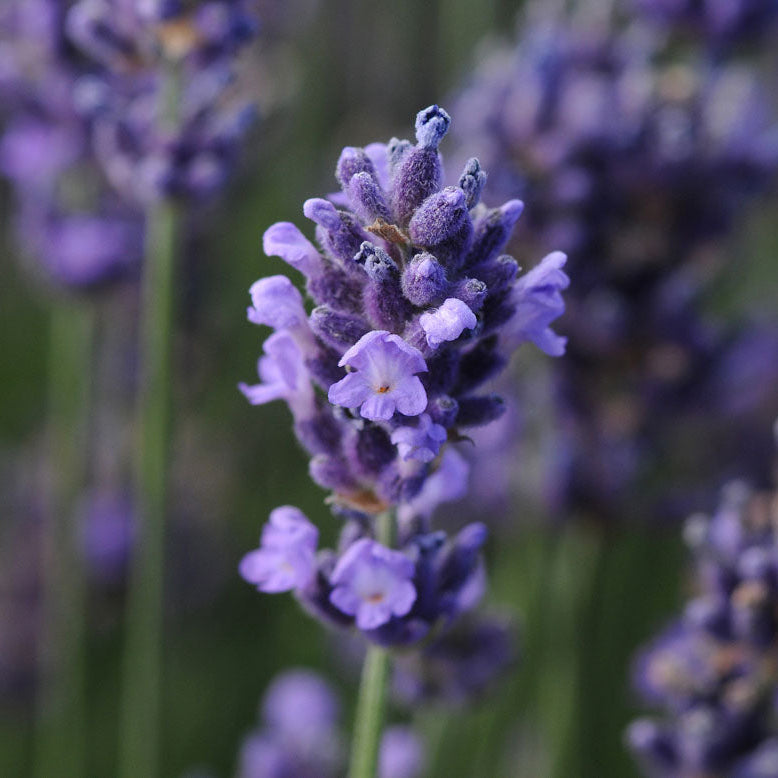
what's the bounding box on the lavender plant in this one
[0,4,144,775]
[238,104,568,776]
[236,669,425,778]
[628,425,778,777]
[60,3,260,776]
[451,5,778,522]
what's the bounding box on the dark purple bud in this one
[401,253,448,307]
[458,158,487,209]
[305,344,347,389]
[348,171,391,223]
[415,105,451,149]
[435,523,488,615]
[465,200,524,269]
[481,292,517,334]
[309,454,358,493]
[307,262,364,314]
[355,242,413,332]
[391,107,451,227]
[421,349,460,396]
[427,395,459,428]
[304,198,370,269]
[456,394,506,427]
[449,277,487,312]
[469,255,519,295]
[409,186,473,270]
[456,337,507,394]
[353,424,396,478]
[294,409,343,456]
[310,306,371,354]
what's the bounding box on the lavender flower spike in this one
[328,331,428,421]
[239,506,318,593]
[329,539,417,630]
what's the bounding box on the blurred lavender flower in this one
[633,0,778,46]
[628,434,778,776]
[450,6,778,521]
[0,0,142,288]
[236,669,424,778]
[66,0,258,203]
[238,105,567,700]
[79,489,135,584]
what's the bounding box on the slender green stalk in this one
[347,512,393,778]
[35,299,96,778]
[117,57,181,778]
[117,194,179,778]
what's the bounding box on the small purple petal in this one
[247,275,307,330]
[263,222,322,278]
[419,298,478,349]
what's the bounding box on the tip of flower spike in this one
[415,105,451,149]
[459,158,487,209]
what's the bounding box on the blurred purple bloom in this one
[330,539,417,630]
[329,331,428,421]
[239,506,318,593]
[628,442,778,776]
[379,726,425,778]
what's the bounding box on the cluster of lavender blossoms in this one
[633,0,778,45]
[239,106,567,668]
[0,0,142,287]
[451,5,778,520]
[628,427,778,777]
[237,669,424,778]
[66,0,258,203]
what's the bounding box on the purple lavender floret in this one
[451,8,778,521]
[628,439,778,777]
[0,0,142,289]
[239,506,318,593]
[65,0,258,203]
[236,668,424,778]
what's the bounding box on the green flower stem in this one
[34,299,96,778]
[118,57,181,778]
[347,511,393,778]
[118,193,179,778]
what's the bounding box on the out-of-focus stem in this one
[35,299,95,778]
[347,511,393,778]
[118,61,181,778]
